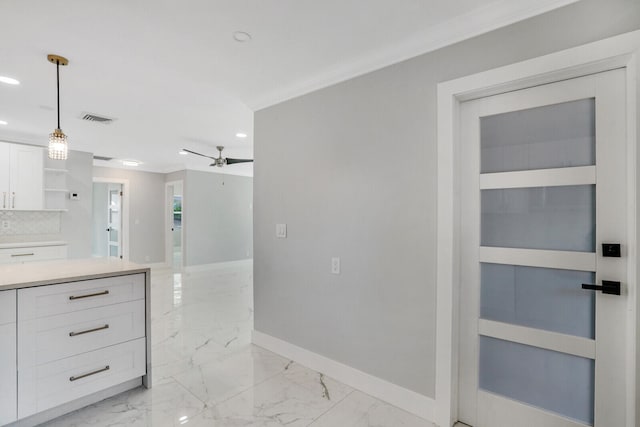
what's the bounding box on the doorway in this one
[92,178,130,260]
[165,180,184,269]
[457,69,629,427]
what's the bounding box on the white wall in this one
[182,170,253,266]
[253,0,640,398]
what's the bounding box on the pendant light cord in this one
[56,60,61,130]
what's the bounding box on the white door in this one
[458,69,630,427]
[165,181,183,268]
[107,185,122,258]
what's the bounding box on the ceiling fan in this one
[182,146,253,167]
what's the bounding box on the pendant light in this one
[47,54,69,160]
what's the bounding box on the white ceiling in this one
[0,0,577,176]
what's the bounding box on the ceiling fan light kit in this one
[182,145,253,168]
[47,54,69,160]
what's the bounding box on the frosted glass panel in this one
[480,336,594,425]
[481,263,595,338]
[481,99,595,173]
[481,185,595,252]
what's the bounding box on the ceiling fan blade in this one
[182,148,217,160]
[225,158,254,165]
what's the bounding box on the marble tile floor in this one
[44,264,434,427]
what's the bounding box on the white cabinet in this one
[0,244,68,264]
[18,338,145,418]
[15,273,147,420]
[10,143,44,210]
[0,290,17,426]
[0,143,10,209]
[0,142,44,210]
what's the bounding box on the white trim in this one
[480,166,595,189]
[183,259,253,273]
[478,320,595,359]
[479,247,596,271]
[251,330,435,422]
[248,0,579,110]
[92,177,130,262]
[436,30,640,427]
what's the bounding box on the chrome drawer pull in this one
[11,253,34,257]
[69,290,109,300]
[69,365,110,382]
[69,324,109,337]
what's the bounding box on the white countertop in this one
[0,240,67,249]
[0,258,149,290]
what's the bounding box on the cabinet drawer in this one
[19,299,145,367]
[0,323,17,425]
[0,245,67,264]
[0,289,16,325]
[18,273,145,320]
[18,337,146,419]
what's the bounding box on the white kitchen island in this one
[0,258,151,427]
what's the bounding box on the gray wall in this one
[253,0,640,398]
[183,170,253,266]
[93,166,165,263]
[45,149,93,259]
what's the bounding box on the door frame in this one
[165,180,184,268]
[93,177,130,261]
[435,30,640,427]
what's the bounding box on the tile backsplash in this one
[0,210,61,236]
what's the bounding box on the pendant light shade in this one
[47,54,69,160]
[48,128,68,160]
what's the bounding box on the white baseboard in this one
[252,330,435,423]
[184,258,253,273]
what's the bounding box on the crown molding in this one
[247,0,580,111]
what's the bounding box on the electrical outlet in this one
[331,257,340,274]
[1,220,9,230]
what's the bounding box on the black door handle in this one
[582,281,621,295]
[106,228,111,232]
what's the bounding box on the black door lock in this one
[582,280,621,295]
[602,243,621,257]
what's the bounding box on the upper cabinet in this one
[0,142,44,210]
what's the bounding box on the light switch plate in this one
[1,220,9,230]
[331,257,340,274]
[276,224,287,239]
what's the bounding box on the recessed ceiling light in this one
[236,132,248,138]
[233,31,252,42]
[122,160,139,167]
[0,76,20,85]
[179,150,188,155]
[0,120,7,126]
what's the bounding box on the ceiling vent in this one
[93,155,113,161]
[81,112,115,124]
